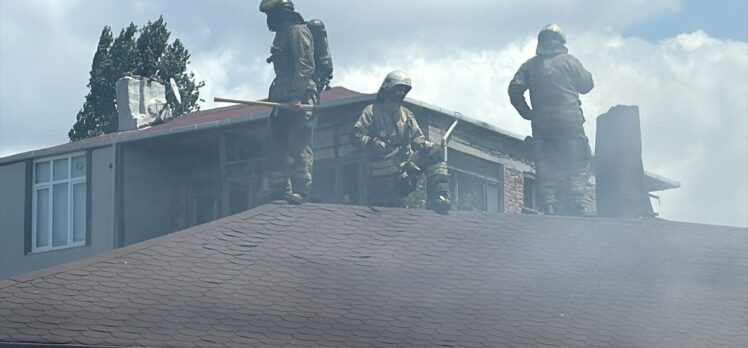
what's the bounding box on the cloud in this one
[313,0,682,61]
[190,47,275,109]
[10,0,82,30]
[0,0,93,155]
[575,30,748,227]
[573,0,681,29]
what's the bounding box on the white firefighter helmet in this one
[538,23,567,44]
[380,70,412,93]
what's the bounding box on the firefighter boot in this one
[426,161,451,213]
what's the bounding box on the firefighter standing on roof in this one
[260,0,322,204]
[508,24,594,216]
[353,71,451,212]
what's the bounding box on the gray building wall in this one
[122,144,178,246]
[0,147,116,279]
[90,147,116,250]
[0,161,26,278]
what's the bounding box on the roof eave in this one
[644,170,681,192]
[403,98,527,142]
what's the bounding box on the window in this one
[225,132,262,162]
[340,162,363,204]
[309,164,336,203]
[312,126,336,161]
[523,175,537,210]
[189,177,219,226]
[32,153,87,252]
[448,150,505,213]
[223,132,264,215]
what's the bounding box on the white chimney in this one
[115,76,173,131]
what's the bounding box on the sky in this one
[1,0,747,227]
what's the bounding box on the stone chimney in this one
[595,105,655,218]
[115,76,173,131]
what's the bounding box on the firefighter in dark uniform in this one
[508,24,594,216]
[260,0,318,204]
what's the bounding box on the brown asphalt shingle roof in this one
[1,202,747,347]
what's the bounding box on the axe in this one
[214,97,315,112]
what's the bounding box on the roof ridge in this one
[0,202,288,289]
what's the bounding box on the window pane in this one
[340,162,361,204]
[310,165,336,203]
[35,162,51,183]
[487,182,500,213]
[523,177,536,209]
[312,127,335,148]
[338,144,357,158]
[227,180,250,215]
[457,173,486,212]
[71,155,86,178]
[52,183,69,247]
[35,188,50,248]
[487,162,503,181]
[449,150,486,177]
[53,158,69,180]
[73,183,86,243]
[337,131,351,149]
[315,148,335,161]
[225,133,262,161]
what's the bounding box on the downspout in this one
[442,119,459,161]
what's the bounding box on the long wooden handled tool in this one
[214,97,315,112]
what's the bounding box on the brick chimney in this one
[595,105,655,218]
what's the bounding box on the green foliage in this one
[68,26,115,140]
[456,191,480,211]
[158,39,205,117]
[402,178,426,209]
[69,16,204,141]
[404,175,473,211]
[134,17,168,78]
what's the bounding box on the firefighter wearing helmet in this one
[508,24,595,216]
[353,71,451,213]
[259,0,294,13]
[259,0,318,204]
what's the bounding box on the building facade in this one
[0,87,678,279]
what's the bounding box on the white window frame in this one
[31,152,87,253]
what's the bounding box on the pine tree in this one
[108,23,138,85]
[68,17,204,141]
[68,27,114,141]
[134,16,169,78]
[158,39,205,116]
[101,23,138,133]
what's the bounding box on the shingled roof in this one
[0,87,371,165]
[1,203,746,347]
